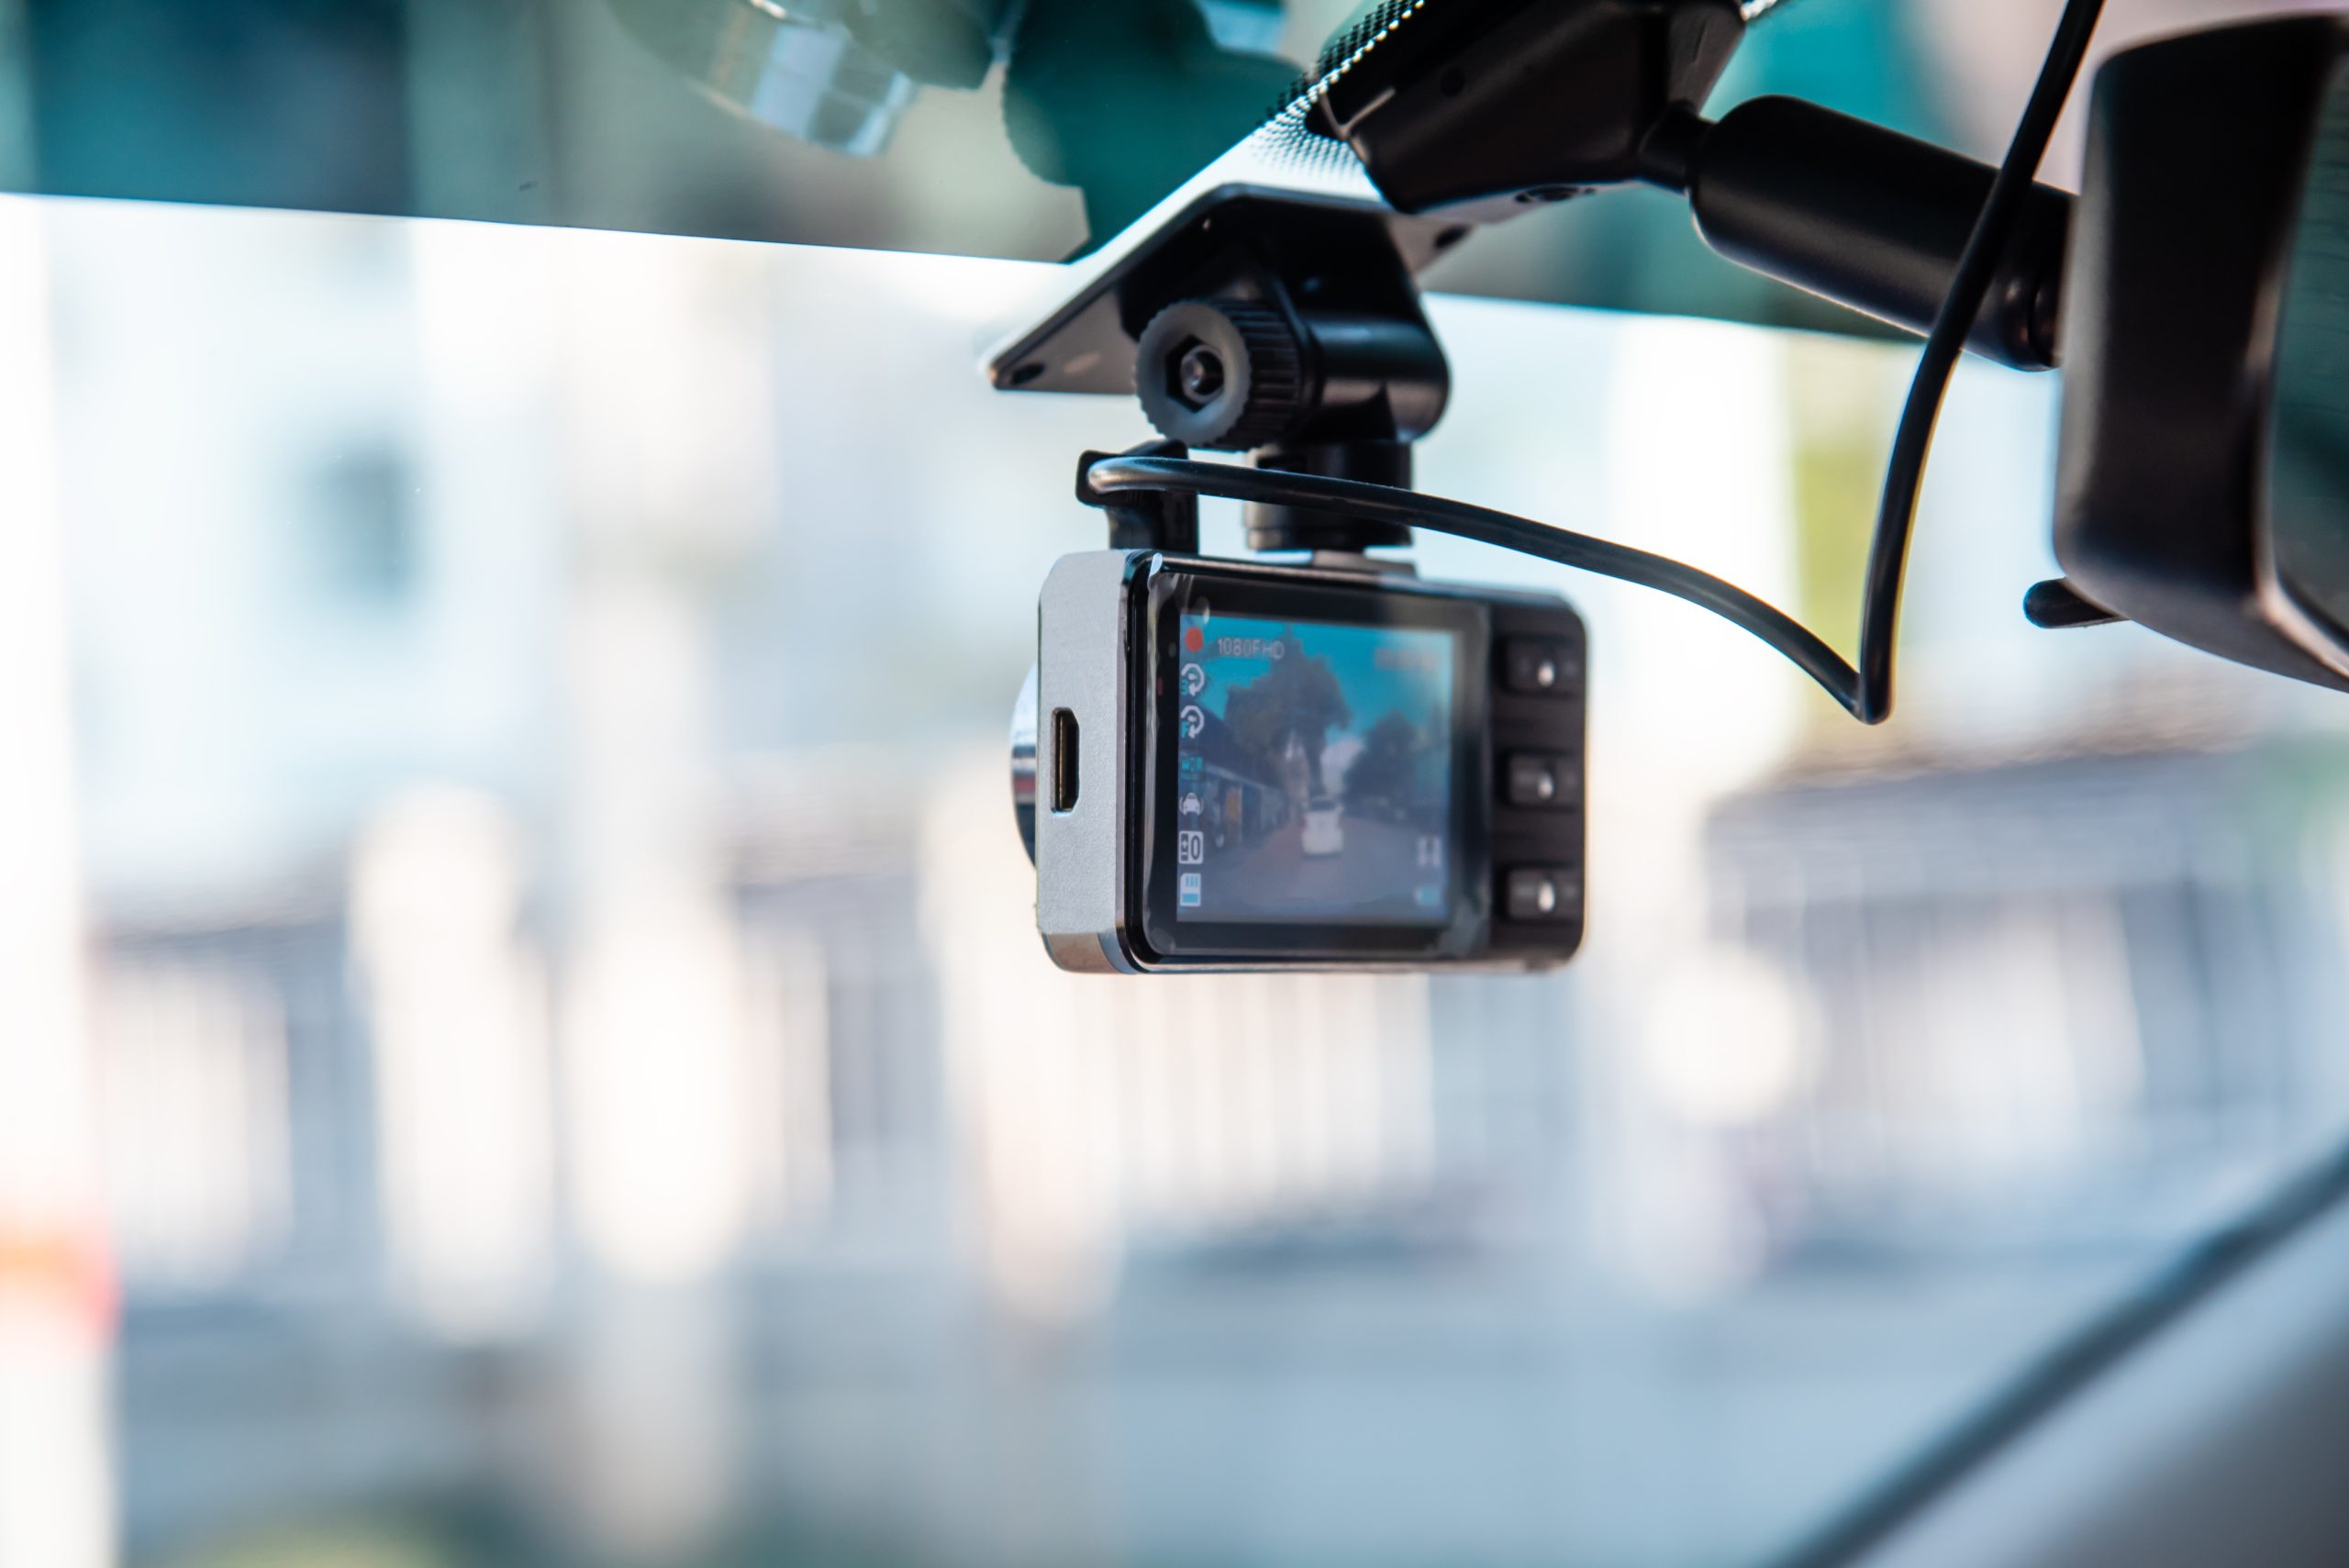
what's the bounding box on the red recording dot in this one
[1184,625,1204,653]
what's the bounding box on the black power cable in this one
[1086,452,1866,703]
[1854,0,2108,721]
[1092,0,2107,726]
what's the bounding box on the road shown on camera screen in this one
[1173,612,1454,925]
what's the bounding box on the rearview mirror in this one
[2056,14,2349,690]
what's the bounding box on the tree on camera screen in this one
[1174,613,1455,924]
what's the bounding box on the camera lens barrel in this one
[1134,295,1453,456]
[1135,299,1308,450]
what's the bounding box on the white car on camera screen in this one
[1301,796,1345,858]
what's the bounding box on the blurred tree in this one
[1343,708,1429,819]
[1221,631,1351,796]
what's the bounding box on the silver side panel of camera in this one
[1034,551,1145,973]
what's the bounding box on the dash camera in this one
[989,131,1592,975]
[1019,550,1586,974]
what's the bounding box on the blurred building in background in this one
[5,189,2349,1568]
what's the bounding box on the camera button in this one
[1503,639,1579,695]
[1503,868,1581,923]
[1505,753,1577,808]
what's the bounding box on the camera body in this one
[1032,550,1586,974]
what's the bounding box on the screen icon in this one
[1180,792,1203,817]
[1181,662,1208,697]
[1417,835,1443,870]
[1179,873,1203,907]
[1415,884,1445,910]
[1180,753,1204,779]
[1177,830,1205,865]
[1180,705,1207,739]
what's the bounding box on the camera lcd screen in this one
[1169,610,1459,927]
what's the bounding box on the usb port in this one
[1050,708,1080,813]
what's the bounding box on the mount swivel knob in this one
[1134,299,1308,451]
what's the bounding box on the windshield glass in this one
[5,191,2349,1568]
[0,0,2130,337]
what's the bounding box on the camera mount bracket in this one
[1004,185,1458,558]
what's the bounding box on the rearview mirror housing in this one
[2055,14,2349,690]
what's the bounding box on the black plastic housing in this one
[1133,559,1588,971]
[1029,550,1586,974]
[1316,0,1744,221]
[2054,15,2349,692]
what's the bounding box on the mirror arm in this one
[1646,97,2071,372]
